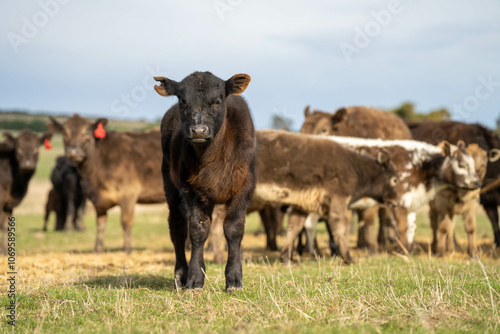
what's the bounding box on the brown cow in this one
[301,106,412,139]
[408,120,500,247]
[48,115,165,253]
[300,105,412,251]
[0,130,52,254]
[154,72,256,291]
[251,130,399,265]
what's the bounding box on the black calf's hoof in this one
[226,286,243,293]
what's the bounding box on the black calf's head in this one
[3,129,52,171]
[154,71,251,144]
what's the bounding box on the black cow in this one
[43,156,86,232]
[0,130,52,254]
[154,71,257,291]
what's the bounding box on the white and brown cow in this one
[430,144,500,257]
[293,136,482,258]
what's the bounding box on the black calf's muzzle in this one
[189,124,211,143]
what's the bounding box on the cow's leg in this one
[94,209,107,253]
[64,193,75,232]
[168,199,189,289]
[327,202,353,265]
[304,213,320,256]
[445,216,456,253]
[280,209,307,264]
[378,208,397,246]
[429,204,439,253]
[436,208,453,257]
[0,210,6,255]
[482,200,500,247]
[74,200,86,232]
[55,197,67,231]
[359,206,378,253]
[223,190,253,291]
[210,205,225,264]
[259,206,279,251]
[356,209,367,249]
[186,207,213,290]
[463,200,479,258]
[324,218,339,256]
[393,207,410,252]
[43,200,50,232]
[120,199,136,254]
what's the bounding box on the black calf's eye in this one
[212,99,222,108]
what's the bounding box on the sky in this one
[1,0,499,130]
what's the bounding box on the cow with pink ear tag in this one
[0,129,52,254]
[48,114,166,254]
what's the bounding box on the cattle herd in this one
[1,71,500,291]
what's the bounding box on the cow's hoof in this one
[226,286,243,293]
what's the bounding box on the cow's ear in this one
[39,132,53,146]
[488,149,500,162]
[226,74,251,95]
[438,140,452,157]
[154,76,178,97]
[377,149,391,168]
[457,140,466,151]
[92,118,108,128]
[304,106,311,118]
[3,132,16,147]
[332,108,347,125]
[47,116,64,133]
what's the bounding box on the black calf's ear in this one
[154,77,178,97]
[39,132,53,146]
[488,149,500,162]
[47,116,64,133]
[3,132,16,146]
[226,74,251,95]
[332,108,347,125]
[377,149,391,167]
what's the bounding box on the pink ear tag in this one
[94,123,106,139]
[44,139,52,150]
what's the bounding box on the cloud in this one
[0,0,499,129]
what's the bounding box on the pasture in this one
[1,132,500,333]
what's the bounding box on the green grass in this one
[0,122,499,333]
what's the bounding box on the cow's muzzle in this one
[189,124,211,143]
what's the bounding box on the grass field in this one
[0,128,500,333]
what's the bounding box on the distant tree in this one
[390,102,450,121]
[391,102,415,120]
[271,114,293,131]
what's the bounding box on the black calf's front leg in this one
[177,188,214,290]
[223,207,246,291]
[186,204,213,290]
